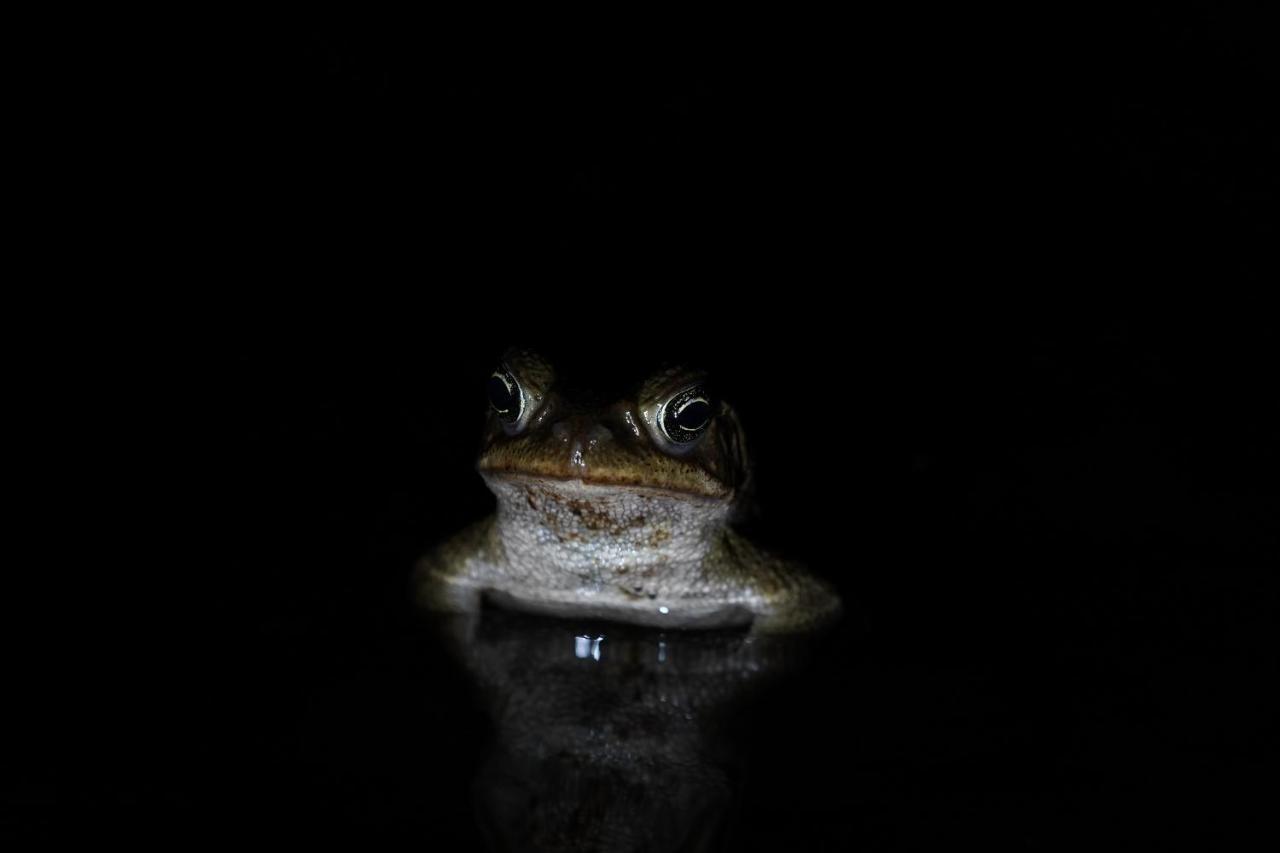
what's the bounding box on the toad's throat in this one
[481,473,733,590]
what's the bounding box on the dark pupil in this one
[675,399,710,431]
[487,372,520,422]
[663,389,712,442]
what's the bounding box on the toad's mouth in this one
[478,464,732,502]
[473,440,732,494]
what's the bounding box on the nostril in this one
[585,424,613,447]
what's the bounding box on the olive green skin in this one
[415,349,840,634]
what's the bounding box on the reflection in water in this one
[432,610,821,853]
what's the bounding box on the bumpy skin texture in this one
[415,350,840,633]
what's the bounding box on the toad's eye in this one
[487,366,523,424]
[660,386,713,444]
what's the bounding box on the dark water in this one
[74,525,1270,849]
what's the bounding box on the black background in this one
[32,8,1277,849]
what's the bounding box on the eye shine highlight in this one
[660,386,712,444]
[487,367,522,424]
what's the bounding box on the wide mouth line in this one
[479,468,729,500]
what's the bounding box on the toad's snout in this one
[551,416,615,472]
